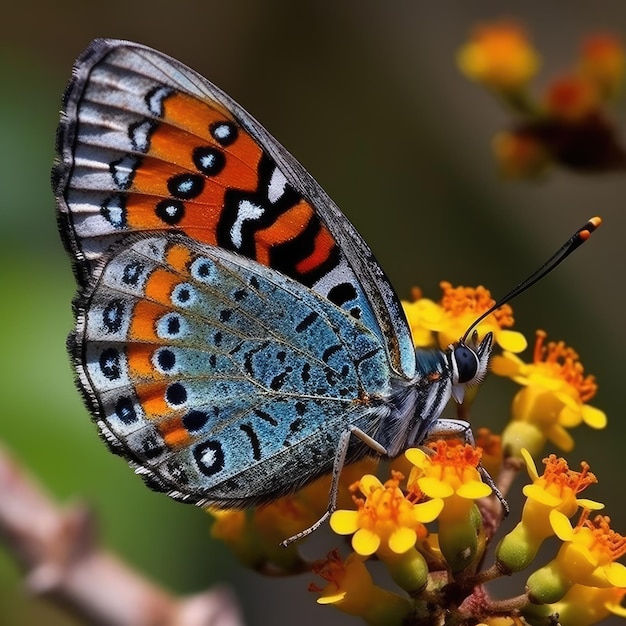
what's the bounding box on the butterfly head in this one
[448,331,493,404]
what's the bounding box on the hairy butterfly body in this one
[54,40,492,535]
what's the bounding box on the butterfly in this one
[53,39,493,541]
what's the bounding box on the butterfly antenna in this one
[461,216,602,344]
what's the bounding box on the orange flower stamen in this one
[577,512,626,562]
[540,454,598,495]
[533,330,598,401]
[352,472,415,530]
[439,281,514,329]
[428,440,483,470]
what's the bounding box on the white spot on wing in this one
[212,123,232,141]
[129,120,154,152]
[110,155,140,189]
[267,167,288,203]
[312,258,356,299]
[146,86,174,116]
[231,200,264,248]
[199,447,217,469]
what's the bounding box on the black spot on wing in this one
[296,312,318,333]
[327,282,358,307]
[239,423,261,461]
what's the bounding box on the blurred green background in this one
[2,1,626,625]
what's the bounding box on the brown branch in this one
[0,442,245,626]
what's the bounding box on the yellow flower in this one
[492,129,551,179]
[209,457,379,573]
[579,33,625,97]
[458,21,540,91]
[210,508,246,543]
[310,549,411,625]
[429,281,526,353]
[492,330,607,456]
[406,442,492,572]
[527,511,626,603]
[208,502,308,574]
[330,472,443,557]
[496,449,603,573]
[402,287,442,348]
[548,584,626,626]
[406,442,492,505]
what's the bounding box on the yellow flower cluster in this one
[402,281,526,353]
[492,330,606,457]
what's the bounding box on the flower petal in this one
[414,498,444,523]
[605,562,626,588]
[575,498,604,511]
[582,404,608,429]
[521,448,539,481]
[496,329,528,353]
[550,509,574,540]
[523,484,562,507]
[359,474,383,495]
[546,424,575,452]
[388,527,417,554]
[352,528,380,556]
[405,448,429,468]
[317,590,347,605]
[457,480,492,499]
[490,353,523,378]
[330,510,360,535]
[607,599,626,618]
[418,476,455,498]
[558,404,584,428]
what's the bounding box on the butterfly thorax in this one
[375,331,493,458]
[377,348,453,457]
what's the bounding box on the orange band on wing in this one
[158,416,193,448]
[128,301,167,342]
[135,382,172,419]
[166,242,193,272]
[295,224,336,274]
[144,268,180,304]
[127,343,161,379]
[254,200,315,265]
[162,92,233,138]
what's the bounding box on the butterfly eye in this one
[453,345,479,384]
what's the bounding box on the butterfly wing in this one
[73,234,392,506]
[53,39,416,377]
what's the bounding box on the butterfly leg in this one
[280,426,387,547]
[425,419,509,515]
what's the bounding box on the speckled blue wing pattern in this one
[72,234,393,507]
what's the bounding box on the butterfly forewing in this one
[73,234,392,506]
[54,39,415,377]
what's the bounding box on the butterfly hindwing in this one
[72,234,392,506]
[54,38,416,377]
